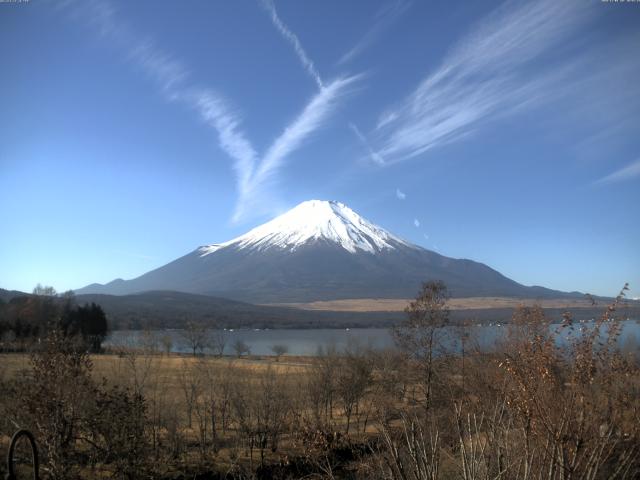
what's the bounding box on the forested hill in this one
[73,290,403,329]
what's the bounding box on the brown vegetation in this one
[1,282,638,479]
[267,297,610,312]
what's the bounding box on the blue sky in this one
[1,0,639,298]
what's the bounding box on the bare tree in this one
[4,328,150,478]
[32,283,57,296]
[232,339,250,358]
[393,280,449,412]
[21,330,95,480]
[209,330,227,357]
[192,359,214,462]
[271,344,288,361]
[208,360,236,436]
[140,329,159,354]
[495,285,640,479]
[307,343,339,427]
[379,413,440,480]
[177,359,201,429]
[113,332,156,397]
[180,320,208,356]
[231,367,291,468]
[336,342,373,434]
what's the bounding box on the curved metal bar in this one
[5,429,39,480]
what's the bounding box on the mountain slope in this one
[76,200,576,302]
[0,288,30,303]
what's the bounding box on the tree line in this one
[0,284,108,353]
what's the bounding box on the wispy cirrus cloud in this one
[594,159,640,186]
[261,0,324,89]
[396,188,406,200]
[128,40,191,95]
[371,0,595,164]
[338,0,411,66]
[58,0,258,212]
[129,48,257,186]
[59,0,358,222]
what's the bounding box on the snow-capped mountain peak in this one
[199,200,412,256]
[76,199,570,302]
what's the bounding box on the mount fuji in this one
[77,200,570,303]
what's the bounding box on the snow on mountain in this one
[198,200,413,256]
[75,199,578,302]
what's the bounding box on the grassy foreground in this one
[1,288,639,479]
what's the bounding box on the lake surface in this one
[104,320,640,356]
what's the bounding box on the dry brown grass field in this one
[269,296,602,312]
[0,352,314,384]
[0,350,377,478]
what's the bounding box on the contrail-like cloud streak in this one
[338,0,411,66]
[261,0,324,89]
[595,159,640,186]
[234,75,359,221]
[59,0,359,222]
[262,1,378,170]
[259,76,360,181]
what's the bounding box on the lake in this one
[104,319,640,356]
